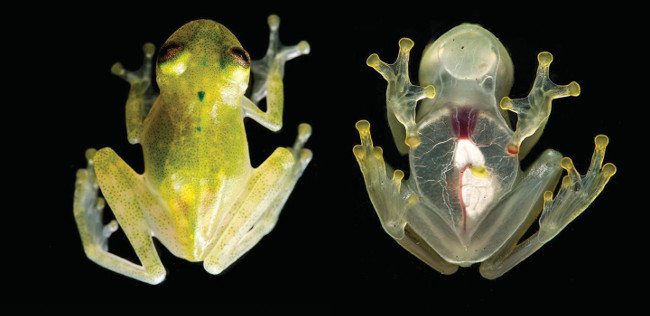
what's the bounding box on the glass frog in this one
[73,15,312,284]
[354,24,616,278]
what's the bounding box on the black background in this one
[36,2,633,308]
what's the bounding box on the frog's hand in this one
[500,52,580,157]
[353,120,458,274]
[479,136,615,279]
[73,148,166,284]
[204,124,312,274]
[246,14,310,132]
[367,38,436,154]
[111,43,158,144]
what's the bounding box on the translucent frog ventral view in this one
[73,15,312,284]
[354,24,616,279]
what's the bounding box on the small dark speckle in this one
[198,91,205,102]
[461,46,465,49]
[196,126,202,132]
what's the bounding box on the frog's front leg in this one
[366,38,436,154]
[353,121,458,275]
[203,124,312,274]
[73,148,165,284]
[500,52,581,157]
[111,43,158,144]
[244,14,310,131]
[479,136,616,279]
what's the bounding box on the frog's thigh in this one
[353,121,457,275]
[203,147,304,274]
[478,149,562,279]
[396,225,459,275]
[92,148,166,284]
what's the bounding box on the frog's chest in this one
[410,106,518,233]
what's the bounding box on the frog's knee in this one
[541,149,562,162]
[93,147,139,186]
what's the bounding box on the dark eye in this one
[158,42,184,63]
[228,47,250,68]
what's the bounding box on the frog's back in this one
[122,17,259,261]
[138,95,251,261]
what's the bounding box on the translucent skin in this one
[73,15,312,284]
[355,24,616,278]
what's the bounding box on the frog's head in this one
[419,24,514,103]
[156,20,250,105]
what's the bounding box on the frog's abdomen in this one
[139,101,252,260]
[142,102,250,184]
[411,107,518,235]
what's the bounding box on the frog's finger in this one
[278,40,310,61]
[589,134,609,173]
[367,39,431,150]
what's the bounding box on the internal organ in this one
[451,107,478,139]
[451,108,495,227]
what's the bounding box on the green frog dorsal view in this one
[73,15,312,284]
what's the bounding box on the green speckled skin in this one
[148,21,251,186]
[73,16,312,284]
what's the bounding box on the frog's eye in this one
[158,42,185,63]
[228,47,251,68]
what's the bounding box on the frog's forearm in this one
[500,52,580,157]
[366,38,436,153]
[111,43,158,144]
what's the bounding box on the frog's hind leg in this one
[203,124,312,274]
[73,148,166,284]
[480,136,616,279]
[353,120,458,275]
[111,43,158,144]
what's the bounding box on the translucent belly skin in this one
[355,24,616,278]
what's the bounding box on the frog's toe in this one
[354,120,373,151]
[291,123,312,170]
[298,148,313,171]
[73,148,120,252]
[354,120,389,171]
